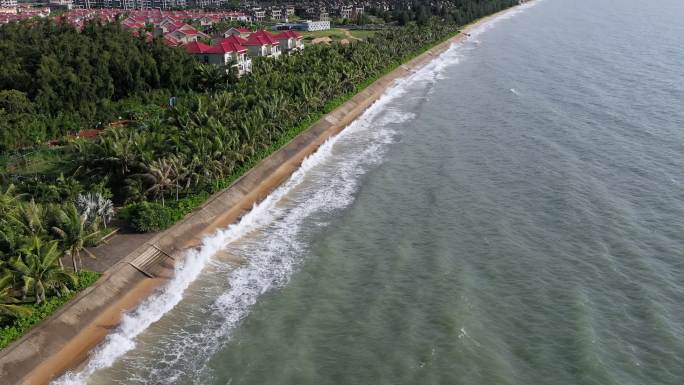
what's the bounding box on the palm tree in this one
[86,128,145,179]
[133,157,179,206]
[94,196,114,228]
[76,192,114,228]
[0,273,32,320]
[0,184,24,218]
[22,17,469,214]
[193,63,230,92]
[12,237,76,305]
[52,204,101,273]
[11,199,45,237]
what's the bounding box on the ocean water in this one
[55,0,684,384]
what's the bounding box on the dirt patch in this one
[343,29,362,41]
[311,36,332,45]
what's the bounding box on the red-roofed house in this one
[244,30,281,59]
[155,20,186,36]
[158,16,179,27]
[198,15,221,27]
[223,27,252,39]
[164,24,209,45]
[163,34,182,47]
[274,30,304,54]
[185,39,252,76]
[215,34,248,46]
[121,17,145,31]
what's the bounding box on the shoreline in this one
[0,6,525,384]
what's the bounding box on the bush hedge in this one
[121,192,209,232]
[0,271,101,350]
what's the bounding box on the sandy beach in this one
[0,6,524,384]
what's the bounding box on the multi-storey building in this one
[73,0,187,9]
[269,7,283,21]
[273,30,303,54]
[251,7,265,22]
[300,5,329,22]
[0,0,18,9]
[243,30,281,59]
[339,5,352,19]
[189,0,221,9]
[49,0,74,10]
[302,19,329,31]
[185,38,252,76]
[276,20,330,32]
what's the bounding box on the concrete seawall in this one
[0,9,513,383]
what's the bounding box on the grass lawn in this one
[301,28,377,43]
[349,29,377,39]
[1,147,67,177]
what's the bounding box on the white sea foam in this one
[52,5,534,384]
[53,66,418,385]
[468,0,542,39]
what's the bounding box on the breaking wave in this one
[52,5,531,384]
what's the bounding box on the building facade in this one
[275,20,330,32]
[339,5,352,19]
[244,30,281,59]
[0,0,17,8]
[251,7,265,22]
[302,20,330,31]
[73,0,189,9]
[185,39,252,76]
[274,30,303,54]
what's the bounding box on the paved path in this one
[83,220,157,273]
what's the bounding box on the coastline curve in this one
[0,3,537,384]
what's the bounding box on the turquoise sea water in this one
[56,0,684,384]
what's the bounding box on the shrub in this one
[0,271,100,350]
[121,202,176,233]
[121,192,209,233]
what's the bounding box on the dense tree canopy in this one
[0,19,194,151]
[69,21,474,206]
[0,0,517,338]
[365,0,519,25]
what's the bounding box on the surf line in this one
[0,4,538,385]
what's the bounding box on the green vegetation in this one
[0,182,112,347]
[366,0,515,26]
[0,0,519,238]
[1,146,65,176]
[333,13,386,26]
[347,29,378,40]
[120,192,209,233]
[301,28,377,43]
[0,20,194,152]
[73,21,468,211]
[0,271,100,350]
[0,0,517,348]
